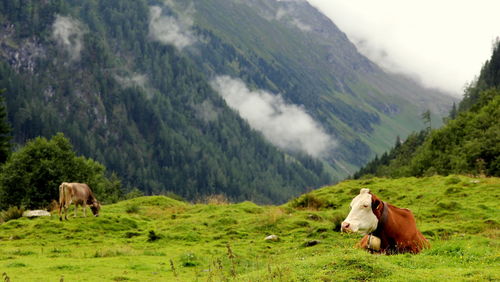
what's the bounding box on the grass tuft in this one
[125,204,140,214]
[1,206,25,223]
[147,230,162,242]
[290,193,327,210]
[180,252,199,267]
[444,176,462,185]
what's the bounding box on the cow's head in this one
[90,201,101,217]
[341,188,380,235]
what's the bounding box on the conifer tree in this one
[0,89,12,163]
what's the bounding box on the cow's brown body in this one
[58,182,100,221]
[360,193,429,254]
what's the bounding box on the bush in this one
[147,230,162,242]
[0,206,25,223]
[0,133,121,209]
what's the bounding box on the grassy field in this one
[1,175,499,281]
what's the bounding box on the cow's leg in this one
[63,204,69,220]
[59,202,63,221]
[63,199,71,220]
[74,203,78,217]
[82,203,87,217]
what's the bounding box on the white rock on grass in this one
[264,234,279,241]
[22,210,51,218]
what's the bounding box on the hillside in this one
[0,0,454,203]
[354,41,500,179]
[0,176,498,281]
[0,0,331,204]
[185,0,455,175]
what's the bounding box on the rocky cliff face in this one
[1,24,46,74]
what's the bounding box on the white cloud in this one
[211,76,335,158]
[307,0,500,95]
[148,6,196,50]
[52,15,86,61]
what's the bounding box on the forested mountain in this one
[184,0,454,176]
[0,0,454,203]
[0,0,333,204]
[353,41,500,178]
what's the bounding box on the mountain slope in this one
[0,0,330,204]
[354,41,500,178]
[177,0,455,176]
[0,0,455,203]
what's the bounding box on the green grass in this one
[1,176,499,281]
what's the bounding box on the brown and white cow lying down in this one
[341,188,429,254]
[59,182,100,221]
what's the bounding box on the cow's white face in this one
[341,188,378,235]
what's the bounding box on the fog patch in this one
[211,76,335,158]
[52,15,86,61]
[114,73,148,89]
[275,7,312,31]
[290,18,312,32]
[148,5,196,51]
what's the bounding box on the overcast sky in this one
[306,0,500,96]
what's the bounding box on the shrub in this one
[0,206,25,223]
[147,230,162,242]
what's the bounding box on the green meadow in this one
[1,176,499,281]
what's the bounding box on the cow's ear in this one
[372,198,381,211]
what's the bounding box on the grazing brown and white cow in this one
[58,182,100,221]
[341,188,429,254]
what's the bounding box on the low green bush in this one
[0,206,24,223]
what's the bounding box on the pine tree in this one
[421,110,432,131]
[449,102,457,120]
[0,90,12,163]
